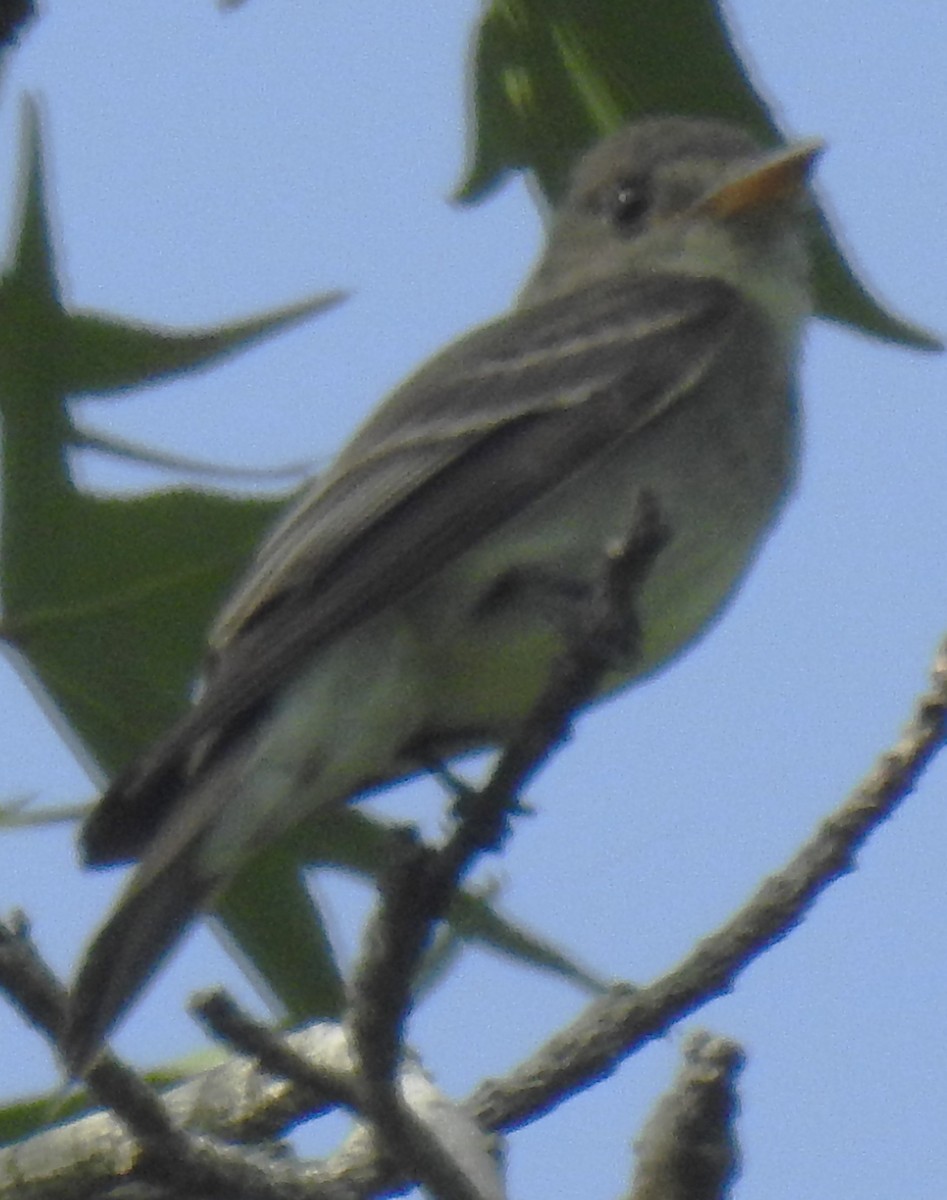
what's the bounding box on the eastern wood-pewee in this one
[64,116,821,1072]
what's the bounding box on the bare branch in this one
[470,636,947,1132]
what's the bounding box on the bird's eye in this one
[606,178,650,232]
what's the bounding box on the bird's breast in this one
[406,345,799,736]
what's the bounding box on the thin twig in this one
[191,988,354,1114]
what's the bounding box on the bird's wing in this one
[212,271,746,649]
[83,273,756,863]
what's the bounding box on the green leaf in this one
[0,104,361,1030]
[0,1090,81,1148]
[62,295,345,401]
[460,0,941,351]
[3,489,282,775]
[447,885,608,993]
[0,797,87,829]
[216,839,347,1022]
[291,810,608,995]
[0,1051,227,1147]
[0,102,338,776]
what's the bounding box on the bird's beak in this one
[698,138,824,218]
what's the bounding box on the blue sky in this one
[1,4,946,1198]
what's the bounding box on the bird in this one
[64,115,820,1074]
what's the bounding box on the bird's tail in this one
[62,826,220,1078]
